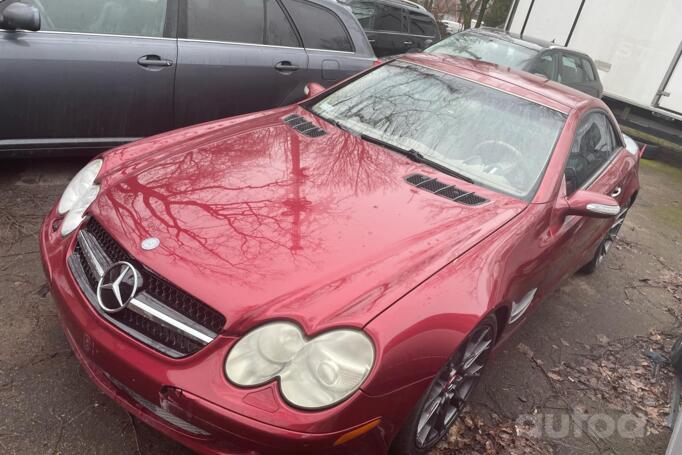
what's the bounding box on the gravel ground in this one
[0,156,680,455]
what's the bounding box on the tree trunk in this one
[475,0,489,27]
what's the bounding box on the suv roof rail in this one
[336,0,429,13]
[392,0,429,12]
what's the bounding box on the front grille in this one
[68,218,226,358]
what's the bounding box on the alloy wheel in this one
[598,204,629,264]
[415,325,495,449]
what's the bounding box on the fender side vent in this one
[405,173,488,206]
[283,114,327,138]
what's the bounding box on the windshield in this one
[426,33,538,69]
[310,61,566,199]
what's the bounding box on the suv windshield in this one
[426,32,538,68]
[310,61,566,199]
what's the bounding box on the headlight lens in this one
[225,322,375,409]
[60,184,100,237]
[57,159,103,215]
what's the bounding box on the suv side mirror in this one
[304,82,325,99]
[0,2,41,31]
[566,190,620,219]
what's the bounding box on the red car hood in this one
[92,109,527,334]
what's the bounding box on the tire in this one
[389,315,498,455]
[580,201,630,275]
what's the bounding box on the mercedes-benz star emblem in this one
[96,261,140,313]
[141,237,160,251]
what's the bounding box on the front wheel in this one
[580,202,630,274]
[390,315,498,455]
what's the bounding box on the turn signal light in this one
[333,418,381,446]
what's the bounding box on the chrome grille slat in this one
[128,297,214,344]
[69,218,225,357]
[77,230,109,276]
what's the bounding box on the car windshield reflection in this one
[310,61,567,199]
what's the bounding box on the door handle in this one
[275,61,299,72]
[611,187,622,198]
[403,40,413,45]
[137,55,173,67]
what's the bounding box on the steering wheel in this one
[470,140,531,188]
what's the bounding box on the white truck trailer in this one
[504,0,682,145]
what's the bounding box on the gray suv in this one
[346,0,440,57]
[0,0,375,157]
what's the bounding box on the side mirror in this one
[566,190,620,219]
[0,2,41,31]
[304,82,325,99]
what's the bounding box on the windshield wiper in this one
[460,49,482,60]
[359,133,475,184]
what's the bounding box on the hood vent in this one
[283,114,327,138]
[405,173,488,206]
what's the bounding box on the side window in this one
[374,4,404,32]
[559,53,589,84]
[529,53,556,79]
[187,0,263,44]
[408,12,435,36]
[19,0,168,37]
[186,0,298,47]
[282,0,352,51]
[581,57,597,81]
[565,112,618,194]
[350,1,376,30]
[265,0,300,47]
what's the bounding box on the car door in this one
[558,52,600,97]
[0,0,177,155]
[369,3,408,57]
[174,0,309,128]
[281,0,370,87]
[543,110,626,288]
[406,10,437,51]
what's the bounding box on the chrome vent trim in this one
[283,114,327,137]
[405,173,488,206]
[509,288,537,324]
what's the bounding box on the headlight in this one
[61,184,100,237]
[57,159,103,215]
[225,322,375,409]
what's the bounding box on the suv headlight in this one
[58,159,103,236]
[225,322,375,409]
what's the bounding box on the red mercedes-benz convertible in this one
[40,53,639,454]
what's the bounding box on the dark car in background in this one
[426,27,603,98]
[0,0,375,157]
[345,0,440,57]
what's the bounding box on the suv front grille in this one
[68,218,226,358]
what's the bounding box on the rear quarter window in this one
[581,57,597,81]
[282,0,353,51]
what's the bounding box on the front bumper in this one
[39,209,411,455]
